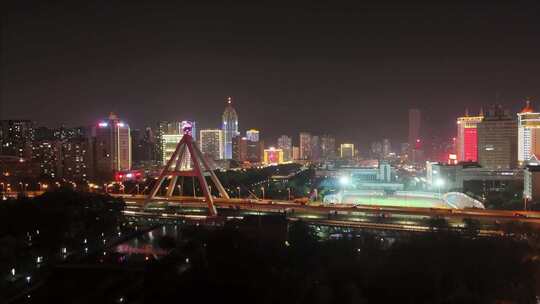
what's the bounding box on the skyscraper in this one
[456,110,483,162]
[382,138,392,158]
[93,113,131,180]
[518,99,540,166]
[232,136,248,162]
[246,129,259,142]
[299,132,311,160]
[477,105,517,169]
[408,109,422,163]
[277,135,292,162]
[200,129,224,160]
[157,121,195,167]
[320,135,336,160]
[222,97,239,159]
[310,135,321,161]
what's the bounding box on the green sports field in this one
[341,195,449,209]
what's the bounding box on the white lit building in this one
[518,100,540,166]
[200,129,224,160]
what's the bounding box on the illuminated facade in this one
[456,112,483,162]
[518,100,540,166]
[157,121,195,168]
[222,97,239,159]
[93,113,132,179]
[246,129,259,142]
[263,147,284,165]
[277,135,292,162]
[477,106,517,169]
[200,129,224,160]
[321,135,336,160]
[299,132,311,160]
[340,143,355,159]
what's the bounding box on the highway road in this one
[115,194,540,233]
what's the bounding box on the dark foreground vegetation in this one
[145,221,539,304]
[0,189,125,302]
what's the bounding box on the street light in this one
[260,186,265,200]
[236,186,241,198]
[287,187,291,201]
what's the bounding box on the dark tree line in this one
[143,220,539,304]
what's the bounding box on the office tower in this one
[232,136,248,162]
[408,109,422,163]
[340,143,355,159]
[277,135,292,162]
[157,121,195,167]
[382,138,392,157]
[246,139,264,163]
[518,99,540,166]
[299,132,311,160]
[158,121,182,165]
[263,147,284,165]
[310,135,321,161]
[320,135,336,160]
[222,97,239,159]
[246,129,259,142]
[93,113,132,179]
[200,129,224,160]
[477,105,517,169]
[456,109,483,162]
[292,146,300,160]
[0,120,35,159]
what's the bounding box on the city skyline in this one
[3,2,539,146]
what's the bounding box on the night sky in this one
[2,1,539,147]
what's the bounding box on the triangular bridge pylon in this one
[144,127,229,216]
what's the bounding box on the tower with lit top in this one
[518,99,540,166]
[222,97,239,159]
[456,109,483,162]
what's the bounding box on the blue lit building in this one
[222,97,239,159]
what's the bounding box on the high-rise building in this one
[157,121,195,167]
[371,141,383,158]
[299,132,311,160]
[263,147,284,165]
[232,136,248,162]
[277,135,292,162]
[518,99,540,166]
[320,135,336,160]
[61,137,93,181]
[292,146,300,160]
[131,127,159,167]
[408,109,422,163]
[310,135,321,161]
[477,105,517,169]
[32,140,62,178]
[93,113,131,180]
[222,97,239,159]
[246,129,259,142]
[246,140,264,163]
[382,138,392,158]
[200,129,224,160]
[456,110,483,162]
[0,120,35,159]
[340,143,355,159]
